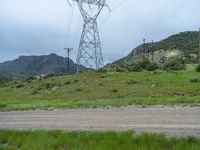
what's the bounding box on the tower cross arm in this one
[72,0,105,6]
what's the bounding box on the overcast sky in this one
[0,0,200,63]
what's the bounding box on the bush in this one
[126,62,142,72]
[146,62,159,71]
[16,84,24,89]
[76,88,83,92]
[99,83,104,86]
[74,79,79,83]
[190,78,199,83]
[31,90,38,95]
[196,64,200,72]
[65,81,71,85]
[116,66,126,72]
[100,75,107,78]
[112,89,118,93]
[0,104,6,108]
[163,58,186,71]
[42,83,56,89]
[127,79,138,85]
[138,60,150,69]
[115,62,142,72]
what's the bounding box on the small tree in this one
[146,62,159,71]
[138,60,150,69]
[163,58,186,71]
[127,62,142,72]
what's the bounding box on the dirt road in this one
[0,106,200,137]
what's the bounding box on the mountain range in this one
[0,54,86,79]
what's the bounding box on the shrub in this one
[163,58,185,71]
[127,79,138,85]
[0,104,6,108]
[112,89,118,93]
[65,81,71,85]
[124,62,142,72]
[100,74,107,78]
[138,60,150,69]
[146,62,159,71]
[16,84,24,89]
[116,66,126,72]
[42,83,56,89]
[196,64,200,72]
[127,62,142,72]
[99,83,104,86]
[31,90,38,95]
[76,88,83,92]
[115,62,142,72]
[74,79,79,83]
[190,78,199,83]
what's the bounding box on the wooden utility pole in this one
[143,38,146,61]
[151,41,154,61]
[147,44,150,61]
[64,48,73,74]
[199,28,200,63]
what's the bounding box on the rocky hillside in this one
[0,54,86,79]
[113,31,199,64]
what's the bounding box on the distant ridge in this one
[112,31,199,65]
[0,53,87,79]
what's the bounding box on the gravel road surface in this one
[0,106,200,137]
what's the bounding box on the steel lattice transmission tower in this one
[72,0,107,72]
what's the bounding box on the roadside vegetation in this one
[0,71,200,111]
[0,130,200,150]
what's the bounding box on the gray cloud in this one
[0,0,200,62]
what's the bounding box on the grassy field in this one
[0,130,200,150]
[0,71,200,111]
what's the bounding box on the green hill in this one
[114,31,199,64]
[0,71,200,111]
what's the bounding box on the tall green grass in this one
[0,130,200,150]
[0,96,200,111]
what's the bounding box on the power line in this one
[111,0,127,12]
[71,7,92,48]
[99,11,111,31]
[65,2,75,47]
[71,15,82,47]
[66,0,71,7]
[100,0,126,30]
